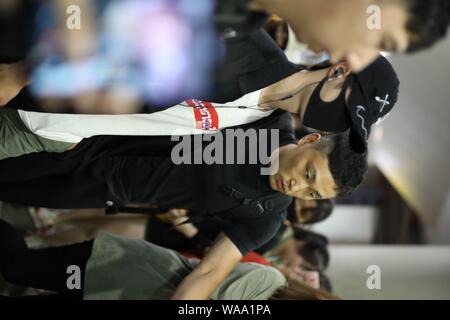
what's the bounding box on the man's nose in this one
[288,178,307,192]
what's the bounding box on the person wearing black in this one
[3,27,403,163]
[0,109,367,299]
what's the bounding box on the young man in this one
[0,29,399,160]
[0,110,368,299]
[221,0,450,71]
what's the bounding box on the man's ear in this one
[298,133,322,146]
[328,62,351,79]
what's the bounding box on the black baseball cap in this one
[347,55,400,152]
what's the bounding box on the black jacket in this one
[208,29,303,103]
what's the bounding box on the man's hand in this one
[0,61,29,106]
[171,233,242,300]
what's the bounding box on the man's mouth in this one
[277,176,286,193]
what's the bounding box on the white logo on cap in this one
[356,106,369,141]
[375,94,390,113]
[374,94,392,126]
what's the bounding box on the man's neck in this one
[259,68,329,115]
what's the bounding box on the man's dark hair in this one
[318,132,369,197]
[404,0,450,52]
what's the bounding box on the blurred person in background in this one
[286,199,334,226]
[264,16,289,50]
[0,218,341,300]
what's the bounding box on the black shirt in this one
[105,110,294,209]
[0,110,295,256]
[104,110,295,255]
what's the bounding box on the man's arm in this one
[171,232,242,300]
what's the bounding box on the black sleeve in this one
[276,112,297,147]
[254,222,288,255]
[223,213,285,256]
[210,28,303,103]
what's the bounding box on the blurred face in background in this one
[277,246,320,289]
[271,0,410,72]
[275,24,289,49]
[294,199,318,224]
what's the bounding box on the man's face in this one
[269,134,338,200]
[289,0,410,72]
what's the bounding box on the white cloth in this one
[18,90,274,143]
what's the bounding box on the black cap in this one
[347,55,400,152]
